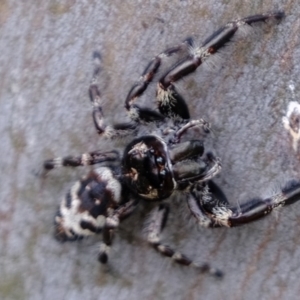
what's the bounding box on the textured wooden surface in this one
[1,1,300,299]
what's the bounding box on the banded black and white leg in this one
[188,180,300,228]
[99,198,139,263]
[89,52,137,138]
[147,203,223,277]
[157,11,285,119]
[124,39,193,122]
[44,150,120,171]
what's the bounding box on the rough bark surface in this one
[1,1,300,299]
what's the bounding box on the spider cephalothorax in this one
[44,11,300,277]
[122,135,176,200]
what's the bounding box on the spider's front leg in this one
[188,180,300,228]
[147,203,223,277]
[169,140,222,186]
[173,119,211,143]
[157,11,284,119]
[125,39,193,122]
[187,181,230,228]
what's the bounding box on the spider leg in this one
[173,119,211,143]
[125,39,193,122]
[173,152,222,184]
[98,198,138,263]
[90,52,137,137]
[99,227,114,263]
[157,11,284,119]
[187,181,229,228]
[106,198,139,228]
[44,150,119,171]
[147,203,223,277]
[169,140,205,162]
[190,180,300,228]
[170,139,222,183]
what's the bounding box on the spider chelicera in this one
[44,11,300,277]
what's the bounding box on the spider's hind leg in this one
[99,198,138,263]
[147,203,223,277]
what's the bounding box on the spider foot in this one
[147,204,222,278]
[98,242,111,264]
[151,243,223,278]
[192,262,223,278]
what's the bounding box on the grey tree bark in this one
[1,1,300,299]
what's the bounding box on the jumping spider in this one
[44,11,300,277]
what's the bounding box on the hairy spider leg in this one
[99,227,114,263]
[124,39,193,122]
[173,152,222,184]
[187,181,230,228]
[169,140,205,162]
[157,11,285,119]
[44,150,119,170]
[174,119,211,142]
[147,203,223,277]
[190,180,300,228]
[89,52,137,138]
[169,141,222,190]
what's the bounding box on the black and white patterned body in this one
[55,167,122,241]
[44,11,300,277]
